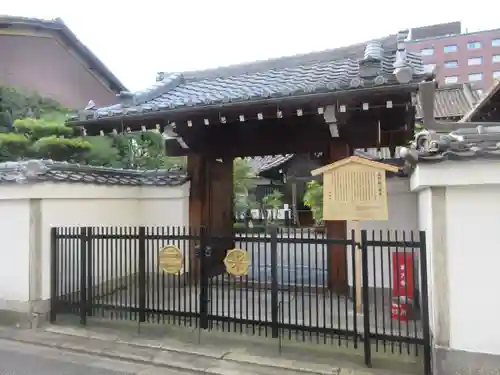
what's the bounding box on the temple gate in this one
[59,29,432,374]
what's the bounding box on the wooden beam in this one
[325,140,351,295]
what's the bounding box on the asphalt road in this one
[0,339,188,375]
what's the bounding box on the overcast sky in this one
[3,0,498,91]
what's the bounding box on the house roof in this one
[0,160,188,186]
[415,83,481,120]
[460,80,500,122]
[0,16,127,94]
[69,29,428,123]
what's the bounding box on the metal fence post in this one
[138,226,147,323]
[79,227,88,326]
[199,226,209,330]
[419,231,432,375]
[49,227,58,323]
[360,230,372,368]
[86,227,93,317]
[270,227,279,338]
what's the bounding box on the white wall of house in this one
[346,178,419,289]
[0,181,190,318]
[0,199,31,312]
[412,159,500,372]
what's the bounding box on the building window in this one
[467,41,482,50]
[421,48,434,56]
[493,71,500,80]
[493,55,500,63]
[468,57,483,66]
[423,63,436,73]
[444,60,459,68]
[468,72,483,82]
[444,76,459,84]
[444,45,458,53]
[492,39,500,47]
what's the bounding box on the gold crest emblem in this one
[223,249,250,276]
[158,245,183,275]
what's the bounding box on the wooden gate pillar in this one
[325,141,350,295]
[188,155,234,278]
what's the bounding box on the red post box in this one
[392,252,416,300]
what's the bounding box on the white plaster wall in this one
[0,199,31,310]
[445,185,500,355]
[412,159,500,356]
[41,197,140,302]
[346,178,419,289]
[417,188,434,332]
[0,182,190,308]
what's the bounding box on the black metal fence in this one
[50,226,431,374]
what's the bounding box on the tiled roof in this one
[460,80,500,122]
[248,148,403,174]
[415,83,481,120]
[400,126,500,168]
[0,16,127,93]
[353,147,405,160]
[245,84,478,173]
[70,30,427,123]
[246,155,294,173]
[0,160,188,186]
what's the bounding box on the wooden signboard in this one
[311,156,399,312]
[311,156,399,221]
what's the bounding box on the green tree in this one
[303,180,323,223]
[0,133,31,161]
[233,157,256,196]
[0,86,67,120]
[83,136,121,167]
[109,131,187,170]
[0,86,188,169]
[0,118,91,162]
[232,158,257,217]
[262,189,284,222]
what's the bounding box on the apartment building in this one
[406,22,500,93]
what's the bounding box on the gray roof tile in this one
[0,160,188,186]
[245,155,294,173]
[460,80,500,122]
[353,147,404,160]
[415,83,481,120]
[248,148,402,174]
[400,126,500,168]
[71,31,427,122]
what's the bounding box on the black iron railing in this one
[50,226,430,373]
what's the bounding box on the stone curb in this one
[0,327,340,375]
[45,326,339,375]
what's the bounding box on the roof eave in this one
[68,81,421,127]
[460,80,500,122]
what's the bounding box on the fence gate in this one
[50,226,431,374]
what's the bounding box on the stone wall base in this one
[0,298,50,329]
[434,346,500,375]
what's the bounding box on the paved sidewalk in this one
[0,322,418,375]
